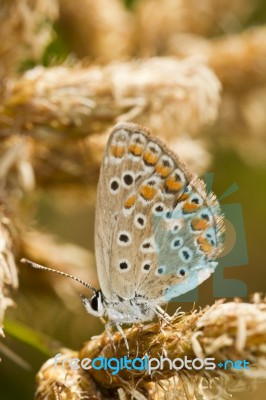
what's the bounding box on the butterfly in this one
[22,122,224,328]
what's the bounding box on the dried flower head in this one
[0,58,220,188]
[35,297,266,399]
[0,215,18,337]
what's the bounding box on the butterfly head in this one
[81,290,105,317]
[20,258,106,316]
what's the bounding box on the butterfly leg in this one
[154,305,173,327]
[155,305,170,320]
[115,322,129,354]
[105,321,116,351]
[105,321,129,354]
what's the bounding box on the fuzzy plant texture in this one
[34,297,266,400]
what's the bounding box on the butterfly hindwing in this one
[95,122,224,304]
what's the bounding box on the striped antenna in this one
[21,258,97,293]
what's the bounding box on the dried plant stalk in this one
[168,26,266,92]
[35,351,104,400]
[0,0,58,77]
[0,58,221,189]
[0,137,27,338]
[35,297,266,399]
[0,58,220,138]
[0,213,19,337]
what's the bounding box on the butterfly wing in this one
[95,122,224,304]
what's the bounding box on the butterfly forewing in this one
[95,122,224,304]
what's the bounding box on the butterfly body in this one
[82,291,158,323]
[81,122,224,324]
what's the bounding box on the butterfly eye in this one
[88,291,104,315]
[90,294,99,311]
[82,291,105,317]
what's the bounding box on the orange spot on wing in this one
[143,151,159,165]
[140,185,157,201]
[165,176,183,192]
[155,164,171,177]
[197,236,213,253]
[191,218,209,231]
[129,144,143,156]
[111,145,125,158]
[124,195,136,209]
[179,192,189,201]
[183,201,200,213]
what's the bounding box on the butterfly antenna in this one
[21,258,97,293]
